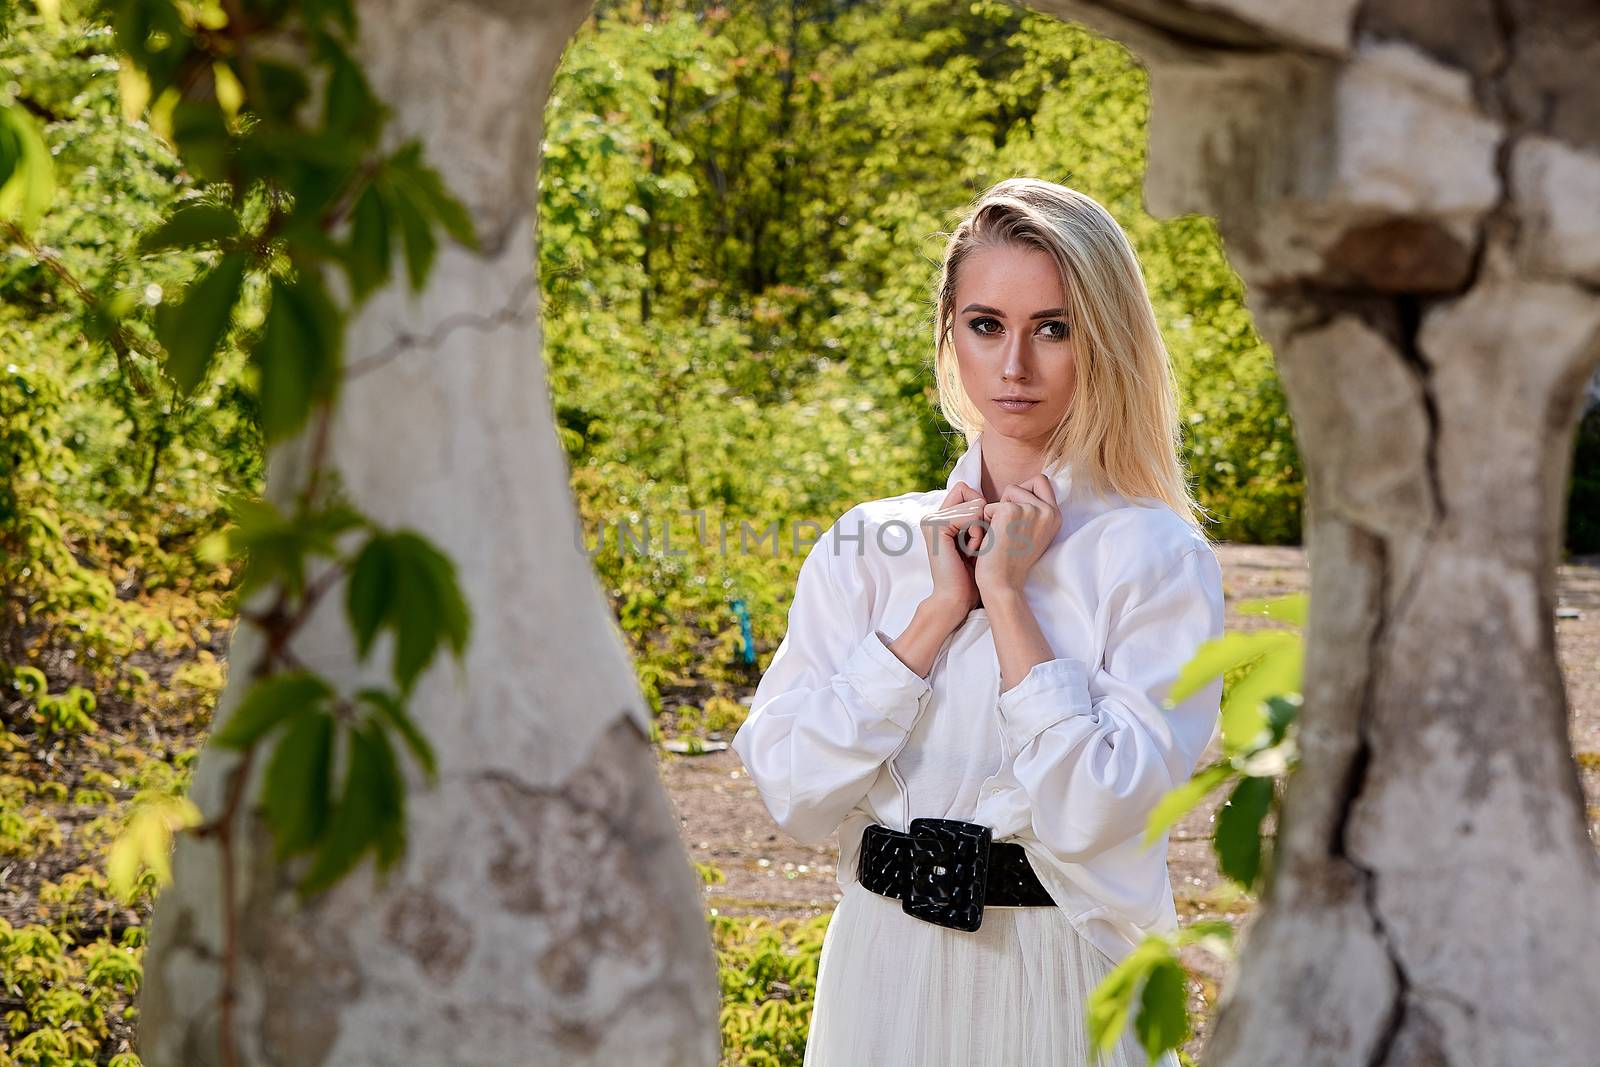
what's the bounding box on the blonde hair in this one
[931,177,1213,538]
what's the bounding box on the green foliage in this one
[543,0,1310,731]
[0,916,144,1067]
[1080,592,1307,1063]
[2,2,474,1059]
[8,0,1590,1059]
[1086,920,1233,1065]
[1144,592,1305,889]
[712,911,828,1067]
[345,530,471,695]
[200,514,450,897]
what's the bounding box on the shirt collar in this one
[944,429,1074,505]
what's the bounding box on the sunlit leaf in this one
[1086,939,1166,1056]
[1234,591,1307,627]
[106,796,202,903]
[1143,761,1231,846]
[0,104,55,229]
[1219,641,1302,755]
[1168,629,1296,705]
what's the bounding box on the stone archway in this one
[138,2,1600,1065]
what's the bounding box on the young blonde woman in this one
[732,178,1224,1066]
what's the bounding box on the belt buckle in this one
[901,817,992,932]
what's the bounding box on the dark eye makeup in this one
[967,316,1071,341]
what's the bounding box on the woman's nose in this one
[1001,342,1031,380]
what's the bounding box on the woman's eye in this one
[968,317,1071,340]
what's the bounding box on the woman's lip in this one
[994,398,1040,408]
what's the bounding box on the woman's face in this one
[950,243,1078,440]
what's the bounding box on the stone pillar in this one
[137,1,721,1064]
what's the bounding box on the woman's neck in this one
[978,431,1051,500]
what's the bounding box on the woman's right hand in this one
[921,481,987,624]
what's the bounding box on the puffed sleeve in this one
[998,544,1225,864]
[730,516,934,845]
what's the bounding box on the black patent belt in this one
[856,818,1055,932]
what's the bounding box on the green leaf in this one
[155,250,250,394]
[363,720,406,873]
[254,60,312,124]
[105,796,202,903]
[345,181,390,302]
[1134,957,1190,1059]
[298,722,387,897]
[223,495,306,599]
[262,708,335,860]
[318,34,383,145]
[1219,641,1302,755]
[170,99,232,182]
[137,202,239,254]
[254,269,343,442]
[346,534,396,659]
[1168,629,1296,705]
[1234,592,1307,627]
[387,140,478,250]
[112,0,192,92]
[358,687,437,782]
[0,104,56,229]
[302,0,357,35]
[1263,694,1300,745]
[1142,761,1232,846]
[1086,939,1165,1056]
[1215,774,1274,890]
[405,531,470,658]
[1174,919,1235,951]
[388,531,471,694]
[390,184,436,293]
[212,671,334,749]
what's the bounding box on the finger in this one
[999,483,1045,506]
[930,496,984,521]
[1022,473,1056,506]
[923,501,983,540]
[943,481,985,507]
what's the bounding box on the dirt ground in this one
[654,542,1600,1054]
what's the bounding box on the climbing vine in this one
[2,1,477,1063]
[1087,590,1306,1062]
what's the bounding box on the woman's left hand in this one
[975,475,1062,598]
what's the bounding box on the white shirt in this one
[731,429,1226,965]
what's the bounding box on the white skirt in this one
[804,881,1183,1067]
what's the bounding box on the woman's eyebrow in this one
[959,303,1066,319]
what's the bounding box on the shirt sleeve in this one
[998,544,1226,864]
[730,517,934,846]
